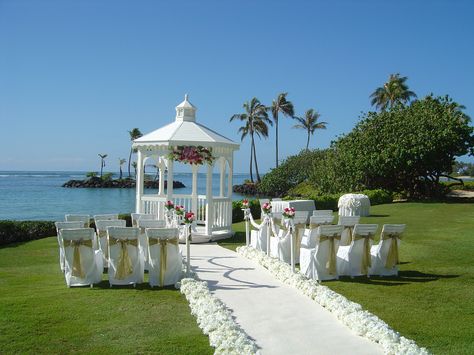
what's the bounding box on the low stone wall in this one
[62,177,185,189]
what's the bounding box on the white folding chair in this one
[60,228,103,287]
[337,215,361,246]
[309,215,335,227]
[107,227,144,287]
[65,214,90,227]
[250,223,270,252]
[312,210,333,216]
[370,224,406,276]
[95,219,126,265]
[93,214,119,224]
[337,224,378,277]
[131,213,156,227]
[305,225,344,281]
[137,219,166,267]
[270,227,291,264]
[146,228,182,287]
[55,221,84,272]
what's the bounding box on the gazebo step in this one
[181,226,234,244]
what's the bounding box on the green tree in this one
[128,128,143,178]
[230,98,272,182]
[98,154,107,178]
[271,92,295,168]
[132,161,138,179]
[370,73,417,111]
[118,158,126,180]
[293,109,328,150]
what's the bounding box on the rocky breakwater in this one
[62,177,185,189]
[232,182,259,195]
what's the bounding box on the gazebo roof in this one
[133,95,239,150]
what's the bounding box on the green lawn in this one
[219,202,474,355]
[0,238,212,354]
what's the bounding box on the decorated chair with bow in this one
[131,213,156,227]
[93,214,119,224]
[369,224,406,276]
[337,216,361,246]
[60,228,103,287]
[309,215,335,229]
[65,214,90,227]
[312,210,333,217]
[300,225,344,281]
[55,221,84,272]
[146,228,182,287]
[249,211,272,252]
[293,211,309,261]
[107,227,144,287]
[336,224,378,277]
[95,219,126,265]
[137,219,166,267]
[269,223,291,263]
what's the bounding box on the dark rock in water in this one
[233,183,259,196]
[62,178,185,189]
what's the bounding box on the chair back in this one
[310,215,334,226]
[294,211,309,225]
[95,219,126,237]
[94,214,119,224]
[137,219,166,232]
[65,214,90,227]
[353,224,378,236]
[318,224,344,237]
[55,221,83,235]
[312,210,333,216]
[131,213,156,227]
[349,224,378,254]
[107,227,142,285]
[146,228,179,240]
[381,224,406,235]
[107,226,139,240]
[272,198,282,201]
[60,227,95,241]
[338,215,360,227]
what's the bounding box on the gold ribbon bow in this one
[65,239,93,278]
[353,233,374,275]
[319,233,341,275]
[382,232,402,268]
[309,223,321,229]
[149,237,179,287]
[341,226,354,246]
[109,237,138,280]
[97,230,109,258]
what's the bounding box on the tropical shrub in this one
[232,200,261,223]
[0,221,56,246]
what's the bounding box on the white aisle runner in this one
[189,244,383,355]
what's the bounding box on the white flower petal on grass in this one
[236,245,430,355]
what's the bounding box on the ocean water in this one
[0,171,251,221]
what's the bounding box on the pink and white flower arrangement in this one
[282,207,296,219]
[261,202,272,214]
[184,212,195,224]
[241,199,249,209]
[169,145,214,165]
[175,205,185,216]
[164,200,174,210]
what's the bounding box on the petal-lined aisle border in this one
[237,245,429,355]
[179,277,259,355]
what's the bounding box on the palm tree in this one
[98,154,107,178]
[293,109,328,150]
[370,73,417,110]
[230,98,272,182]
[271,93,295,168]
[118,158,126,180]
[132,162,138,179]
[128,128,143,178]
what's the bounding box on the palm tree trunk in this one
[119,166,123,180]
[252,134,261,182]
[275,116,279,168]
[100,160,104,178]
[306,131,310,150]
[128,148,132,178]
[249,140,254,183]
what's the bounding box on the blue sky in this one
[1,0,473,173]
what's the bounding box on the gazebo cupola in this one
[132,95,240,242]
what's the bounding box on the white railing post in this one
[135,150,144,213]
[205,163,213,236]
[244,208,250,246]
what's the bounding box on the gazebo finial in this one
[176,94,196,122]
[185,93,189,101]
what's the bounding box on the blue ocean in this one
[0,171,251,221]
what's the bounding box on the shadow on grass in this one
[91,280,178,291]
[368,214,390,218]
[330,270,459,286]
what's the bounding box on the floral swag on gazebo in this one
[168,146,215,165]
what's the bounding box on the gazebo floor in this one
[183,225,234,244]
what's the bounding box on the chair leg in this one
[90,284,93,288]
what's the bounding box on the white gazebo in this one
[132,95,240,243]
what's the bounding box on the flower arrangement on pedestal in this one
[184,212,195,224]
[261,202,272,215]
[175,205,185,216]
[169,145,215,165]
[241,199,249,209]
[282,207,295,219]
[164,200,174,211]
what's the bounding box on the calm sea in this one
[0,171,251,221]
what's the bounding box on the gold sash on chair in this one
[341,226,354,246]
[97,230,109,258]
[149,237,179,287]
[381,232,402,269]
[109,237,139,280]
[319,234,341,275]
[294,223,306,251]
[65,239,93,278]
[352,233,374,275]
[309,223,321,229]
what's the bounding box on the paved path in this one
[188,244,383,355]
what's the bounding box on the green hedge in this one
[232,200,261,223]
[0,221,56,246]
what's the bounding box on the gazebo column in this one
[219,157,226,197]
[191,164,199,217]
[227,157,233,198]
[205,163,214,236]
[135,150,145,213]
[158,157,165,196]
[166,158,174,201]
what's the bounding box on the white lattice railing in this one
[141,194,207,224]
[212,197,232,230]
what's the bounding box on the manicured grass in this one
[0,238,212,354]
[220,202,474,355]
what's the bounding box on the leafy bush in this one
[444,181,474,191]
[0,221,56,246]
[102,172,114,181]
[361,189,393,205]
[232,200,261,223]
[86,172,98,178]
